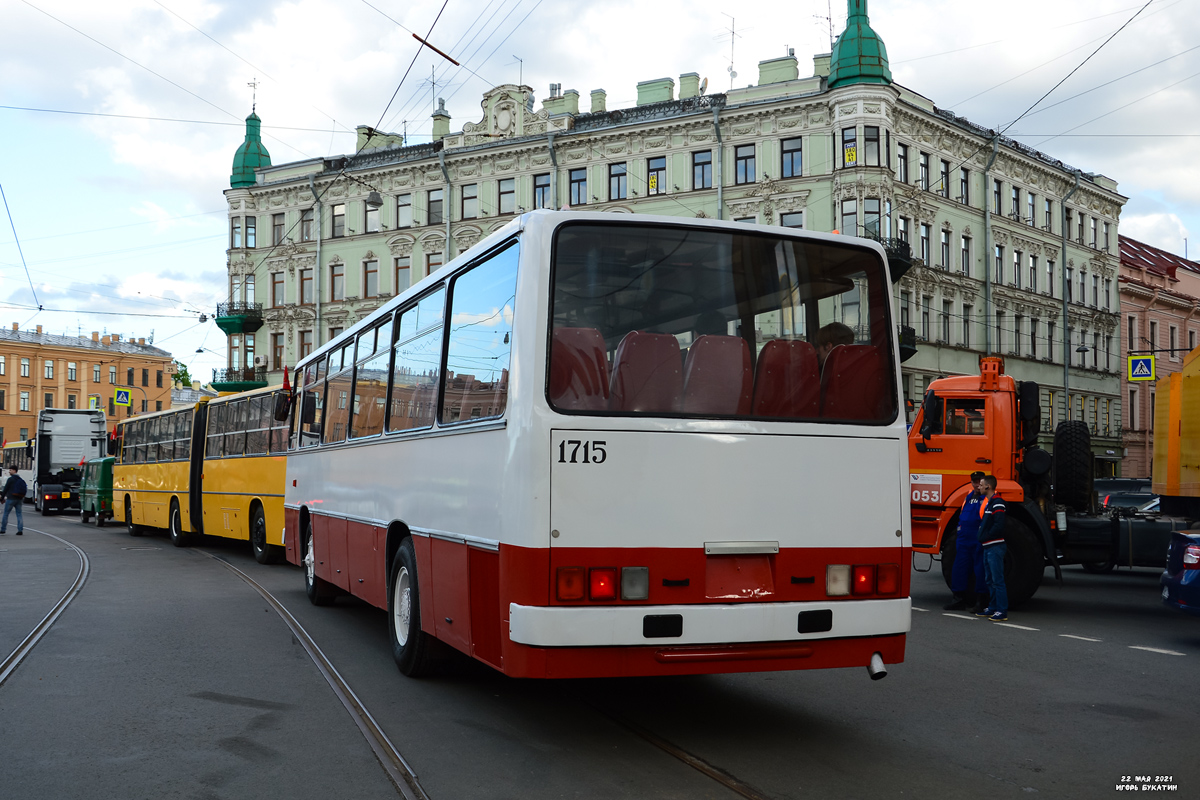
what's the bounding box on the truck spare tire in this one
[1054,420,1093,513]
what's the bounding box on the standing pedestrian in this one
[974,475,1008,621]
[0,465,26,535]
[943,471,987,610]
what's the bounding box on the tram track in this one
[195,548,431,800]
[0,527,90,687]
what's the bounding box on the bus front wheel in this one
[302,519,337,606]
[250,506,283,565]
[169,500,190,547]
[388,538,442,678]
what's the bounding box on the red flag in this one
[281,365,291,392]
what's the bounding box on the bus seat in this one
[821,344,889,421]
[751,340,819,419]
[609,331,683,413]
[549,327,610,411]
[682,335,752,415]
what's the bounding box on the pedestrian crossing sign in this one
[114,389,132,407]
[1128,355,1156,382]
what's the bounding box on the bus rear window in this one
[549,223,896,423]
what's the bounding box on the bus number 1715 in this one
[557,440,607,464]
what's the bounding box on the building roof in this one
[829,0,892,89]
[231,111,271,188]
[0,328,172,359]
[1120,235,1200,280]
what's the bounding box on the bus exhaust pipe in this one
[867,652,887,680]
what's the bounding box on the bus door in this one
[188,402,208,533]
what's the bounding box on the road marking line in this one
[993,623,1039,631]
[1129,646,1186,656]
[912,606,928,612]
[1059,634,1102,642]
[943,613,978,620]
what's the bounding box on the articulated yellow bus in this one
[114,386,289,563]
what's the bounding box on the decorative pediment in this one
[387,234,415,257]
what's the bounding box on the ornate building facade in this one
[221,0,1126,466]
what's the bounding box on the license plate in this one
[62,492,70,498]
[1163,586,1170,600]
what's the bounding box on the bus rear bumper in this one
[509,597,911,647]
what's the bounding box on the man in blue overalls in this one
[943,471,987,610]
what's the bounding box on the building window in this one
[959,168,970,204]
[331,204,345,238]
[609,163,627,200]
[1094,332,1101,368]
[427,190,443,225]
[109,366,116,384]
[1103,221,1111,250]
[569,169,587,206]
[1044,198,1053,231]
[395,257,411,294]
[993,179,1002,214]
[918,152,930,190]
[396,194,412,227]
[1104,279,1112,309]
[1029,254,1038,293]
[1129,316,1136,354]
[939,159,950,197]
[1047,260,1055,298]
[921,296,931,341]
[1048,322,1056,363]
[864,199,881,238]
[44,360,53,379]
[864,127,880,166]
[900,292,910,328]
[330,263,344,301]
[840,199,857,235]
[0,391,4,410]
[941,300,951,342]
[841,127,857,167]
[271,272,285,307]
[1027,193,1036,226]
[272,333,284,371]
[65,362,76,381]
[692,151,712,189]
[329,327,343,341]
[301,208,314,241]
[1014,315,1023,356]
[996,311,1006,352]
[363,260,378,298]
[68,395,76,409]
[780,211,803,228]
[961,235,971,275]
[897,216,910,243]
[1013,250,1022,288]
[1090,217,1098,248]
[230,217,242,249]
[735,144,756,184]
[365,202,380,233]
[1170,326,1178,358]
[1078,270,1085,305]
[1077,212,1085,242]
[533,173,551,209]
[1092,275,1100,307]
[245,216,256,248]
[995,245,1004,284]
[1066,268,1073,302]
[897,143,909,184]
[300,330,314,359]
[940,230,950,268]
[1010,186,1020,219]
[45,392,53,409]
[498,179,515,214]
[20,391,29,412]
[20,358,30,377]
[300,268,313,305]
[427,252,443,274]
[647,156,666,195]
[962,304,972,347]
[781,137,802,178]
[1030,319,1038,357]
[1191,330,1196,352]
[919,224,930,263]
[142,368,149,387]
[271,213,284,245]
[93,364,100,382]
[156,401,162,412]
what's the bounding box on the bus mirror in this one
[107,438,118,456]
[301,393,317,425]
[273,392,292,422]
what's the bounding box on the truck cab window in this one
[944,398,986,435]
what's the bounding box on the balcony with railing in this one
[212,366,268,392]
[215,301,264,335]
[868,236,912,282]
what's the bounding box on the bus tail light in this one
[589,567,618,600]
[852,565,876,596]
[621,567,649,600]
[876,563,901,594]
[826,565,850,596]
[556,567,585,601]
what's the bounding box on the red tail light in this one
[851,565,876,596]
[876,563,901,594]
[1184,544,1200,569]
[1104,494,1111,507]
[556,567,585,600]
[589,567,618,600]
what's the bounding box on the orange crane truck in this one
[908,356,1186,607]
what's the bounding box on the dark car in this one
[1160,530,1200,616]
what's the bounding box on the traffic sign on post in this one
[1128,355,1156,382]
[114,389,132,407]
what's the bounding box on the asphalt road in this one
[2,514,1198,799]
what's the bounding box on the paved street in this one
[2,515,1198,799]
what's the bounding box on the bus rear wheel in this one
[302,519,337,606]
[169,500,190,547]
[250,506,283,565]
[388,538,443,678]
[126,498,143,537]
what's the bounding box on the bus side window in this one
[352,318,392,439]
[441,243,518,425]
[226,400,248,456]
[300,356,326,447]
[388,289,444,433]
[206,404,225,458]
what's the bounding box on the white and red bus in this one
[283,210,911,679]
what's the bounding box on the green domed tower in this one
[828,0,892,89]
[230,111,271,188]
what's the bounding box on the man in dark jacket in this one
[944,471,987,610]
[974,475,1008,621]
[0,465,25,535]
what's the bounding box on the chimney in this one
[92,332,100,341]
[102,336,111,346]
[138,338,145,345]
[112,334,120,342]
[562,89,579,115]
[36,325,42,334]
[678,73,700,99]
[814,53,832,78]
[590,89,607,113]
[431,98,451,142]
[636,77,675,106]
[10,323,16,331]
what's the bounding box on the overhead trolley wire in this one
[0,182,41,309]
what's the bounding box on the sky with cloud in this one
[1,0,1196,381]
